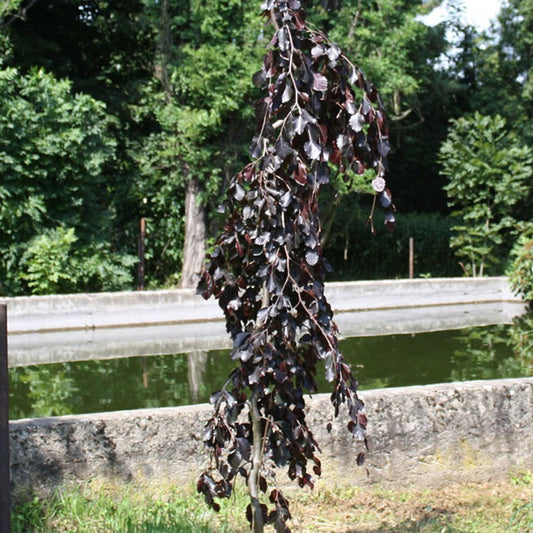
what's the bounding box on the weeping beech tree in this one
[197,1,395,531]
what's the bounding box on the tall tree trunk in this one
[179,175,206,288]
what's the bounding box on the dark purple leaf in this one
[361,95,372,115]
[236,437,251,462]
[304,138,322,160]
[313,73,328,92]
[377,138,390,157]
[293,164,307,185]
[384,209,396,231]
[311,44,325,58]
[294,114,307,136]
[379,189,392,208]
[327,44,341,62]
[314,162,329,184]
[209,391,222,406]
[234,331,250,348]
[276,137,293,159]
[280,190,293,208]
[349,112,365,132]
[248,365,262,384]
[253,69,267,87]
[250,136,264,158]
[281,82,293,103]
[278,27,290,52]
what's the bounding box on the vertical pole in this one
[409,237,414,279]
[137,217,146,291]
[0,305,10,533]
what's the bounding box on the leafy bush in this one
[0,67,118,295]
[507,223,533,303]
[324,197,459,280]
[20,227,135,295]
[438,113,532,277]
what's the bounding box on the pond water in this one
[9,317,532,420]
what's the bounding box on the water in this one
[9,318,532,420]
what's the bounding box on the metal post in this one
[409,237,414,279]
[0,305,10,532]
[137,217,146,291]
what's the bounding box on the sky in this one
[422,0,502,31]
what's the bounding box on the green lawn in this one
[11,470,532,532]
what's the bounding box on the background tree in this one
[135,0,264,287]
[196,1,393,530]
[0,67,135,295]
[1,0,530,292]
[472,0,533,132]
[308,0,451,214]
[438,112,532,276]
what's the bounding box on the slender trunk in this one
[179,175,206,288]
[246,285,271,532]
[248,395,264,533]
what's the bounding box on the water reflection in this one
[9,317,531,420]
[187,350,208,403]
[450,313,533,382]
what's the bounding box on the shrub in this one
[507,223,533,303]
[324,197,459,280]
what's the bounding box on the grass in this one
[11,471,532,533]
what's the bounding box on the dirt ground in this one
[284,477,532,532]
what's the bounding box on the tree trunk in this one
[248,394,265,533]
[179,176,206,288]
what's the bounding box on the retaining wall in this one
[1,276,522,333]
[10,378,533,497]
[5,277,528,367]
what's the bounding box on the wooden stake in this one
[409,237,414,279]
[137,217,146,291]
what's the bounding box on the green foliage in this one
[0,67,136,295]
[20,227,136,295]
[325,199,457,279]
[507,223,533,303]
[438,113,533,276]
[310,0,441,119]
[20,227,78,295]
[11,483,244,533]
[1,0,530,293]
[474,0,533,134]
[131,0,263,287]
[0,0,24,22]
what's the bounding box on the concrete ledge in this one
[10,378,533,496]
[2,277,522,334]
[5,277,528,367]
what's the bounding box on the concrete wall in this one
[10,378,533,497]
[5,277,528,367]
[2,276,522,334]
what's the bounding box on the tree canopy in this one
[0,0,530,295]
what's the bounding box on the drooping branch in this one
[197,1,394,531]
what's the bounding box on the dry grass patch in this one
[287,477,532,532]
